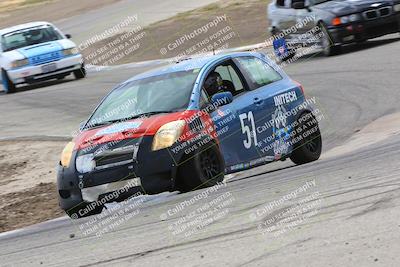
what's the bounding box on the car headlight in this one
[11,58,29,68]
[62,47,79,56]
[76,154,95,173]
[394,4,400,12]
[61,142,75,168]
[332,14,361,25]
[152,120,186,151]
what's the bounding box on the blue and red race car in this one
[57,52,322,218]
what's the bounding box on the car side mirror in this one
[65,34,72,39]
[211,92,233,108]
[292,2,306,9]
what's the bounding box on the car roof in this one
[0,21,53,36]
[125,52,263,83]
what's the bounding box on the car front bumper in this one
[57,136,184,212]
[7,54,83,84]
[328,12,400,45]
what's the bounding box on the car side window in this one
[292,0,308,8]
[276,0,292,8]
[203,60,246,98]
[234,56,282,90]
[215,65,244,93]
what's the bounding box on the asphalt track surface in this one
[0,35,400,266]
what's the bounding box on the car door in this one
[233,55,296,161]
[201,59,263,172]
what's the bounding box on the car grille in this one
[93,143,139,170]
[29,51,62,65]
[363,6,392,20]
[189,117,204,133]
[95,153,134,168]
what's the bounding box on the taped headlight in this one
[61,142,75,168]
[11,58,29,68]
[62,47,79,56]
[76,154,95,173]
[394,4,400,12]
[152,120,186,151]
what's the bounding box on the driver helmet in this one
[204,72,224,96]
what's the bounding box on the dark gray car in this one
[267,0,400,56]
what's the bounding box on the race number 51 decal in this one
[239,111,258,149]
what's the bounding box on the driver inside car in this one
[204,72,235,97]
[26,29,44,44]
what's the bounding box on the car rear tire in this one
[65,202,103,219]
[290,112,322,165]
[1,69,16,94]
[74,64,86,80]
[176,143,225,192]
[319,23,342,56]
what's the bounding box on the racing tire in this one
[290,112,322,165]
[176,143,225,193]
[73,64,86,80]
[65,202,103,219]
[1,69,16,94]
[319,23,342,56]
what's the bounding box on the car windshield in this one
[86,70,199,128]
[1,26,63,52]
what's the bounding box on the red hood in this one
[74,111,200,150]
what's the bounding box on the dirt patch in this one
[82,0,271,65]
[0,140,66,196]
[0,182,64,233]
[0,161,27,187]
[0,0,121,28]
[0,140,68,233]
